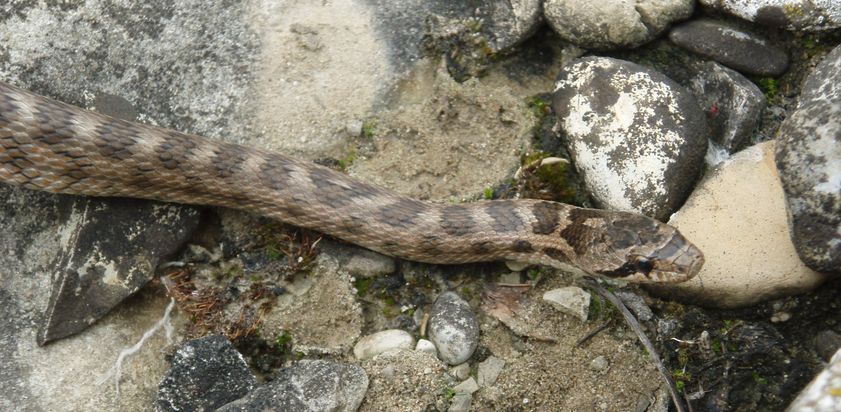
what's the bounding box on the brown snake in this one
[0,81,703,282]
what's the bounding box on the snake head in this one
[590,212,704,283]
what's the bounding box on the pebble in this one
[770,312,792,323]
[346,120,363,136]
[477,356,505,387]
[217,360,368,411]
[156,335,256,412]
[775,44,841,273]
[415,338,438,356]
[699,0,841,31]
[428,292,480,365]
[543,287,591,322]
[590,355,609,372]
[687,61,766,157]
[552,56,708,220]
[454,377,480,395]
[669,19,789,76]
[646,141,828,308]
[353,329,415,360]
[543,0,694,50]
[450,362,471,381]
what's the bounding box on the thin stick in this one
[575,321,612,348]
[584,278,687,412]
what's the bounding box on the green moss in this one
[711,339,723,354]
[274,331,293,352]
[482,187,494,200]
[752,371,768,385]
[672,369,692,393]
[754,77,780,104]
[353,278,373,296]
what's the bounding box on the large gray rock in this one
[669,19,789,77]
[775,44,841,273]
[217,360,369,412]
[687,61,766,157]
[156,335,256,412]
[428,292,479,365]
[699,0,841,31]
[544,0,694,50]
[552,57,709,220]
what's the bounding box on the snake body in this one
[0,81,703,282]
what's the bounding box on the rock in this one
[699,0,841,31]
[590,355,609,372]
[687,62,766,157]
[346,120,363,137]
[156,335,256,412]
[428,292,480,365]
[615,291,655,322]
[542,287,591,322]
[415,339,438,357]
[646,141,829,308]
[669,19,789,76]
[323,242,396,278]
[217,360,368,412]
[552,57,709,220]
[543,0,694,50]
[787,347,841,411]
[450,362,471,381]
[775,44,841,273]
[455,377,480,395]
[425,0,543,54]
[477,356,505,387]
[815,330,841,362]
[354,329,415,360]
[449,393,473,412]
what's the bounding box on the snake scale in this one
[0,81,703,282]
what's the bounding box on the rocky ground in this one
[0,0,840,411]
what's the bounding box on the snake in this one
[0,81,703,283]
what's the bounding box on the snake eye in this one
[634,257,654,274]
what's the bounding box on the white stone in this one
[415,339,438,356]
[699,0,841,31]
[543,287,591,322]
[353,330,415,360]
[646,141,829,308]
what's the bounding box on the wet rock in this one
[218,360,368,412]
[775,44,841,273]
[156,335,256,412]
[552,57,709,220]
[353,329,415,360]
[543,0,694,50]
[428,292,480,365]
[669,19,789,76]
[477,356,505,387]
[415,338,438,356]
[542,287,591,322]
[36,197,200,345]
[815,330,841,362]
[699,0,841,31]
[687,61,766,157]
[647,141,828,308]
[786,347,841,411]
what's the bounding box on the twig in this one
[584,278,687,412]
[575,321,612,347]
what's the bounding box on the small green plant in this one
[482,187,494,200]
[672,369,692,393]
[754,77,780,104]
[527,96,550,118]
[274,331,293,352]
[338,149,357,172]
[353,277,373,296]
[711,339,723,354]
[443,387,457,401]
[362,118,378,138]
[752,371,768,385]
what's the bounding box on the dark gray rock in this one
[552,57,709,220]
[687,61,766,156]
[544,0,694,50]
[36,196,200,344]
[156,335,256,412]
[699,0,841,31]
[615,291,654,322]
[217,360,368,412]
[775,44,841,273]
[815,330,841,362]
[669,19,789,77]
[428,292,479,365]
